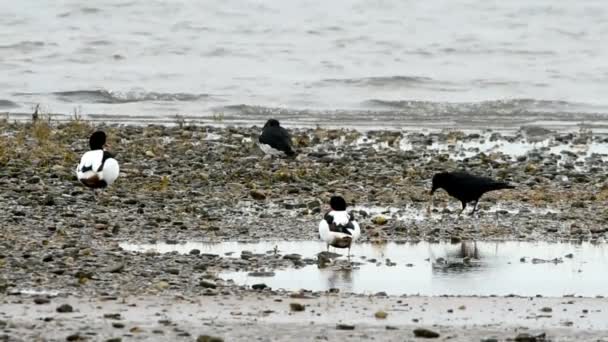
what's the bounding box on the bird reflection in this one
[316,255,355,292]
[323,263,354,292]
[432,241,483,274]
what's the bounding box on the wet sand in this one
[1,119,608,341]
[2,293,607,341]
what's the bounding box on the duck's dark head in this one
[329,196,347,211]
[263,119,280,128]
[431,172,450,195]
[89,131,107,150]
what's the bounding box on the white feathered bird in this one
[76,131,119,196]
[318,196,361,256]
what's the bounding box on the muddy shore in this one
[1,119,607,341]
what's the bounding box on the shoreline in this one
[4,110,608,133]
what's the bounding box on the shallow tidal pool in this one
[120,240,608,297]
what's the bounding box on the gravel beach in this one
[1,119,607,341]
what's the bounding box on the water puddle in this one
[120,241,608,297]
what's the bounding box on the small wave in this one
[0,100,19,109]
[320,75,434,87]
[50,90,209,104]
[0,41,45,52]
[364,98,587,113]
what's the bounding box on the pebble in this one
[196,335,224,342]
[290,303,305,312]
[336,324,355,330]
[413,328,440,338]
[56,304,74,313]
[34,297,51,305]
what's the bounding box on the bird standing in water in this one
[318,196,361,257]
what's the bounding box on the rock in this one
[374,311,388,319]
[196,336,224,342]
[101,263,124,273]
[248,271,275,277]
[199,280,217,288]
[27,176,41,184]
[112,322,125,329]
[34,297,50,305]
[336,324,355,330]
[413,328,440,338]
[539,307,552,313]
[371,215,388,225]
[103,313,122,320]
[95,223,108,230]
[165,268,180,275]
[66,333,83,341]
[56,304,74,313]
[289,303,305,312]
[249,190,266,200]
[282,254,301,261]
[251,283,268,290]
[154,281,170,290]
[189,249,201,255]
[514,332,546,342]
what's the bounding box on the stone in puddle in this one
[282,254,301,261]
[104,313,122,320]
[336,324,355,330]
[196,335,224,342]
[374,311,388,319]
[56,304,73,313]
[247,271,275,277]
[251,283,268,290]
[413,328,440,338]
[290,303,305,312]
[514,332,546,342]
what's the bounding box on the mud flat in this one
[1,120,608,341]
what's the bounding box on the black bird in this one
[258,119,296,157]
[430,171,515,215]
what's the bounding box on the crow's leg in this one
[458,201,467,216]
[469,199,480,216]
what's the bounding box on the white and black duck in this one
[318,196,361,256]
[76,131,119,196]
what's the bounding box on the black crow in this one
[430,171,515,215]
[258,119,296,157]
